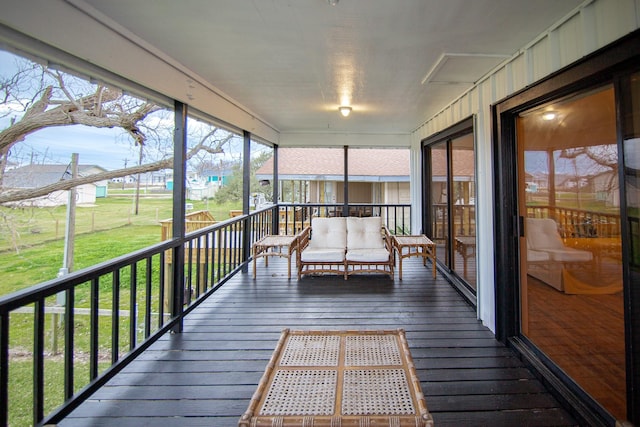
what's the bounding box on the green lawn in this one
[0,196,241,294]
[0,195,242,426]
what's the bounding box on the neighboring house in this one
[592,170,620,208]
[185,178,217,201]
[4,160,19,171]
[201,167,234,187]
[256,148,411,205]
[110,176,137,184]
[166,168,232,200]
[2,164,109,207]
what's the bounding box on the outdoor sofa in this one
[297,216,395,280]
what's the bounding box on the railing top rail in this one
[0,239,178,313]
[0,210,277,313]
[526,205,620,217]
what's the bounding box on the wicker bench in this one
[297,217,394,280]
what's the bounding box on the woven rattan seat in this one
[239,329,434,427]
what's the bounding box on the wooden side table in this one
[454,236,476,276]
[252,234,299,279]
[393,235,437,280]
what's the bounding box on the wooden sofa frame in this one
[297,217,395,280]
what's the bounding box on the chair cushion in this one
[308,217,347,249]
[301,248,346,263]
[346,217,384,250]
[527,249,550,262]
[545,248,593,262]
[346,248,390,262]
[526,218,565,250]
[526,218,593,262]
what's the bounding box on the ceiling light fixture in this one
[542,111,557,121]
[328,0,339,5]
[339,106,352,117]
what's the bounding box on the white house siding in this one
[411,0,640,333]
[11,184,96,208]
[384,182,410,205]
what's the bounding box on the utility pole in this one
[54,153,78,353]
[59,153,78,279]
[122,158,128,190]
[134,144,143,215]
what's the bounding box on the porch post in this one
[272,145,279,234]
[171,100,187,333]
[343,146,349,216]
[242,131,251,271]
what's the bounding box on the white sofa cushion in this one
[308,217,347,249]
[301,248,346,263]
[346,217,384,250]
[346,248,390,262]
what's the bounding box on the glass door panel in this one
[517,85,625,419]
[451,134,476,289]
[622,72,640,269]
[430,142,449,264]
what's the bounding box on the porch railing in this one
[0,203,410,426]
[278,203,412,235]
[431,203,475,241]
[526,205,620,238]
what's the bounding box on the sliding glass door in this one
[423,118,477,294]
[517,84,625,419]
[493,32,640,424]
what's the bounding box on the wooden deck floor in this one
[59,258,577,427]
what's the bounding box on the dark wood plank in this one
[59,258,577,426]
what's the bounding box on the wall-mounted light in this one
[339,106,352,117]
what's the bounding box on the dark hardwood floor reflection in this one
[59,258,577,427]
[527,275,625,419]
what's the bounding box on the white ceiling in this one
[79,0,584,135]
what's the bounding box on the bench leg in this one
[253,254,257,279]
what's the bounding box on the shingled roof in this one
[256,148,410,182]
[2,164,107,188]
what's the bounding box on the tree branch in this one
[0,159,172,204]
[0,139,227,204]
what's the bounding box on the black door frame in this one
[493,29,640,425]
[421,116,477,304]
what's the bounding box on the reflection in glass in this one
[430,142,449,264]
[623,72,640,270]
[518,85,625,419]
[451,134,476,289]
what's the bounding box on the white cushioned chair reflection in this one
[526,218,593,291]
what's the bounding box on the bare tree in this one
[0,56,234,205]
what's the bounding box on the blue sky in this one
[10,125,137,170]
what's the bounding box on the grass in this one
[0,194,241,426]
[0,196,241,292]
[526,191,619,213]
